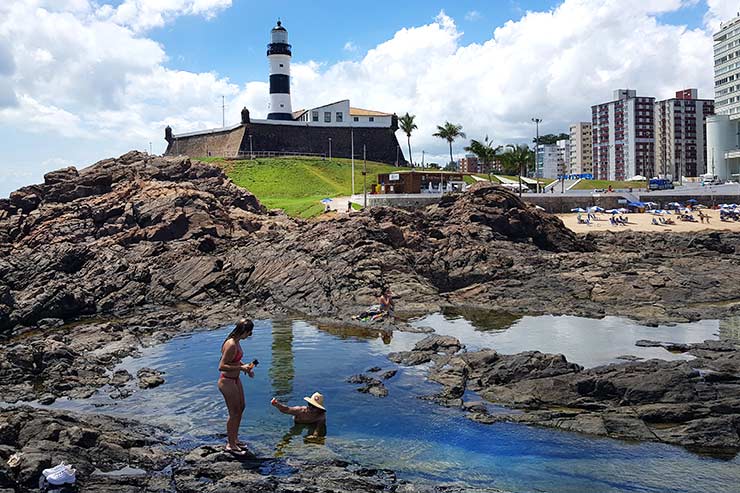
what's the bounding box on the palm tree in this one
[398,113,417,167]
[464,135,502,174]
[500,144,534,196]
[433,122,466,169]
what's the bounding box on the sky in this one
[0,0,738,196]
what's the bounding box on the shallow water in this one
[52,317,740,493]
[415,310,721,367]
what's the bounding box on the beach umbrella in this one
[605,209,618,214]
[617,208,629,213]
[321,198,332,203]
[687,199,698,204]
[588,206,604,212]
[571,207,586,213]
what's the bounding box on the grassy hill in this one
[571,179,647,190]
[201,156,410,217]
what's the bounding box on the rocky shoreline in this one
[2,152,740,490]
[0,407,503,492]
[389,334,740,454]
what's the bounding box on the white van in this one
[701,174,721,185]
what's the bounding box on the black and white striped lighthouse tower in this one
[267,20,293,120]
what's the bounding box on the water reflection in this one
[719,317,740,341]
[441,306,522,332]
[270,320,294,398]
[413,313,721,368]
[275,423,327,457]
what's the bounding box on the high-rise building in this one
[707,14,740,180]
[568,122,592,175]
[591,89,655,181]
[654,89,714,179]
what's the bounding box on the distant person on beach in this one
[218,319,257,456]
[271,392,327,425]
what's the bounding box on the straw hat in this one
[303,392,325,411]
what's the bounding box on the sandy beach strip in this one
[557,211,740,233]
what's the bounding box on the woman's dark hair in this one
[222,319,254,350]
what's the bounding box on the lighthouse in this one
[267,20,293,120]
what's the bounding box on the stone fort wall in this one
[165,123,406,165]
[166,126,244,158]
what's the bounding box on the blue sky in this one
[0,0,731,196]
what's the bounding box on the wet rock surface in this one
[393,336,740,453]
[0,408,502,493]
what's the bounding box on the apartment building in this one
[536,143,560,179]
[707,14,740,180]
[592,89,655,181]
[568,122,592,174]
[655,89,714,178]
[556,139,570,178]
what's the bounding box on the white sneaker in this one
[43,463,76,485]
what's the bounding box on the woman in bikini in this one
[218,319,257,455]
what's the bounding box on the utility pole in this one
[351,128,355,195]
[422,150,425,168]
[222,95,225,128]
[328,138,332,161]
[363,145,367,209]
[249,134,253,160]
[532,117,541,193]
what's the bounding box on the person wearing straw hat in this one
[271,392,326,424]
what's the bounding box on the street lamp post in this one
[328,138,332,161]
[149,142,152,155]
[249,134,253,160]
[396,145,399,166]
[532,118,542,193]
[363,145,367,209]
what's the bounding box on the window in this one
[312,111,319,122]
[336,111,343,122]
[279,63,284,67]
[324,111,331,123]
[369,116,374,122]
[353,116,359,122]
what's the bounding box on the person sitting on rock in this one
[379,287,395,315]
[271,392,326,425]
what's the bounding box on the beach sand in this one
[557,211,740,233]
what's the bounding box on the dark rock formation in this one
[393,337,740,452]
[4,151,740,341]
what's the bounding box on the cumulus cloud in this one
[465,10,482,21]
[0,0,724,185]
[287,3,714,164]
[343,41,358,52]
[96,0,232,32]
[704,0,740,32]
